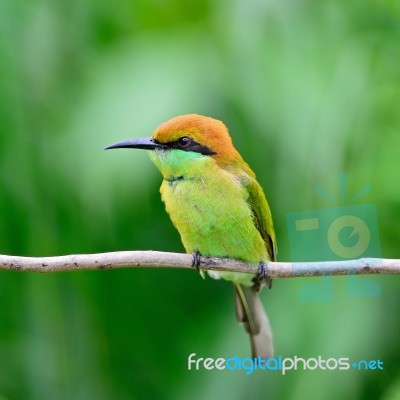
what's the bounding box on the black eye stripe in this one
[161,137,217,156]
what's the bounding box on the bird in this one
[105,114,277,359]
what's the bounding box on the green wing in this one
[243,174,277,261]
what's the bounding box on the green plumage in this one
[150,149,274,286]
[106,114,276,359]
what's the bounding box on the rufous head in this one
[105,114,247,169]
[152,114,242,167]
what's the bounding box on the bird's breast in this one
[159,169,268,274]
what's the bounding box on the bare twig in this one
[0,251,398,278]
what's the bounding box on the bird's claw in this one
[191,251,201,272]
[253,261,272,291]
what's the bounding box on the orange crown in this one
[153,114,249,170]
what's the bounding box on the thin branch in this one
[0,251,398,278]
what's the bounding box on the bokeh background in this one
[1,0,399,399]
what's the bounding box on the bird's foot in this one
[191,251,201,272]
[253,261,273,291]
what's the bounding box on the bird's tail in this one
[234,283,273,359]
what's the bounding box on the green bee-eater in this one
[105,114,277,358]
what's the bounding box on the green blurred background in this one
[0,0,399,399]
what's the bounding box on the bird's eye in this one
[178,137,192,148]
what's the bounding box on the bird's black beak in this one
[104,137,168,151]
